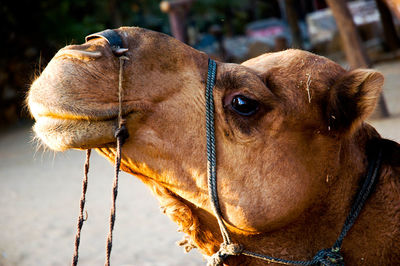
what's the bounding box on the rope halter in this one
[204,58,383,266]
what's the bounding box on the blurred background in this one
[1,0,400,265]
[2,0,400,125]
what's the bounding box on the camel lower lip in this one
[34,116,118,151]
[35,113,118,122]
[29,101,134,122]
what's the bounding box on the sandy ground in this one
[0,122,206,266]
[0,60,399,266]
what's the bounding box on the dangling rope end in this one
[71,149,92,266]
[207,243,243,266]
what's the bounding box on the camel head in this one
[28,27,386,262]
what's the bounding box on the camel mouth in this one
[34,111,118,122]
[33,115,118,151]
[28,100,122,122]
[29,97,139,151]
[30,98,123,151]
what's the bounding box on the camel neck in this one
[213,127,385,265]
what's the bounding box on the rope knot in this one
[114,123,129,145]
[207,243,243,266]
[313,247,344,266]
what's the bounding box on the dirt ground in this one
[0,60,399,266]
[0,122,207,266]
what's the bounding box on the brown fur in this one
[28,27,400,265]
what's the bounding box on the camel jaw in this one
[33,117,117,151]
[32,113,118,151]
[28,92,141,151]
[28,90,123,151]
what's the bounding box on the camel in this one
[28,27,400,265]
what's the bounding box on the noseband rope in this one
[71,30,129,266]
[205,59,383,266]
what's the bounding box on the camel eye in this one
[231,95,259,116]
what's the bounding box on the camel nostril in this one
[54,49,102,60]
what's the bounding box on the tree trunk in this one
[160,0,194,43]
[108,0,122,28]
[326,0,389,117]
[382,0,400,20]
[326,0,370,68]
[284,0,303,49]
[168,10,188,43]
[375,0,400,51]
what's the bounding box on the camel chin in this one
[33,116,117,151]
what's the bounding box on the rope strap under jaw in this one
[206,58,243,266]
[205,58,232,245]
[204,58,383,266]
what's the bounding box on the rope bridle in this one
[69,29,383,266]
[71,29,129,266]
[205,58,383,266]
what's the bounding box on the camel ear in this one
[326,69,384,134]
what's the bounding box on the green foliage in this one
[2,0,280,52]
[0,0,281,124]
[191,0,280,35]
